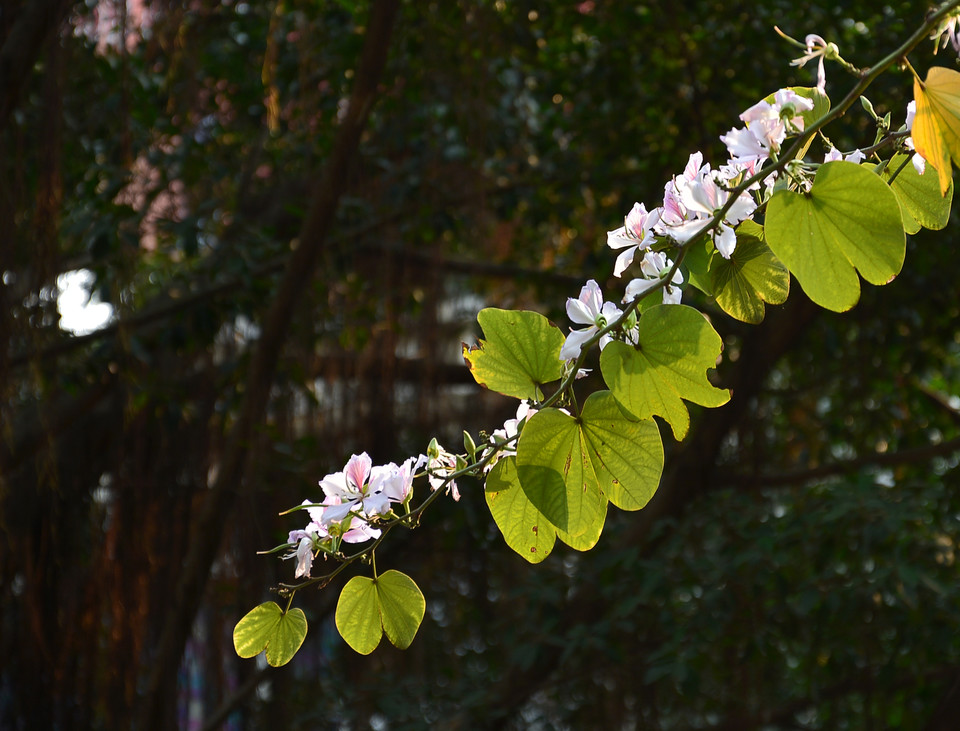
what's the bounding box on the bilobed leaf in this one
[709,221,789,324]
[765,161,905,312]
[336,576,382,655]
[515,391,664,537]
[879,154,952,233]
[599,305,729,440]
[578,390,663,511]
[912,66,960,196]
[233,602,308,667]
[266,608,307,667]
[515,407,606,536]
[463,308,565,400]
[335,572,426,654]
[485,457,556,563]
[375,570,426,650]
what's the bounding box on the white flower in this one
[426,439,460,501]
[294,536,313,578]
[317,452,374,525]
[285,520,327,578]
[824,147,865,164]
[721,90,813,169]
[904,100,927,175]
[663,163,756,259]
[558,279,623,361]
[624,251,683,306]
[369,455,422,507]
[485,401,537,473]
[932,14,960,55]
[607,203,661,277]
[790,34,832,93]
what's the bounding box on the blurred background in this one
[3,0,960,728]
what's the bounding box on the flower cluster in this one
[281,23,941,589]
[558,31,932,364]
[285,452,423,578]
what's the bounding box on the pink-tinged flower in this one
[657,151,708,230]
[369,455,424,507]
[790,34,832,93]
[340,516,382,543]
[317,452,376,525]
[722,90,813,168]
[285,519,327,578]
[607,203,661,277]
[294,536,313,578]
[663,163,756,258]
[558,279,623,361]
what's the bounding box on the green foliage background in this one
[2,1,959,729]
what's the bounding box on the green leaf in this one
[335,571,426,654]
[233,602,308,667]
[336,577,382,655]
[709,221,789,324]
[765,161,905,312]
[879,153,952,233]
[556,498,607,551]
[599,305,730,440]
[515,406,606,535]
[485,457,557,563]
[578,390,663,511]
[515,391,664,534]
[375,570,426,650]
[462,308,565,400]
[682,237,714,296]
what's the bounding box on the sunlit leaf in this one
[485,457,556,563]
[556,499,607,551]
[765,161,905,312]
[335,571,426,654]
[516,391,663,535]
[375,570,426,650]
[336,577,382,655]
[599,305,729,440]
[462,308,565,400]
[578,390,663,511]
[515,406,606,536]
[682,237,714,296]
[709,221,789,324]
[912,66,960,196]
[233,602,308,667]
[878,153,952,233]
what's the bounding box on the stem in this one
[273,0,960,604]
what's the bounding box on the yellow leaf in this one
[913,66,960,196]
